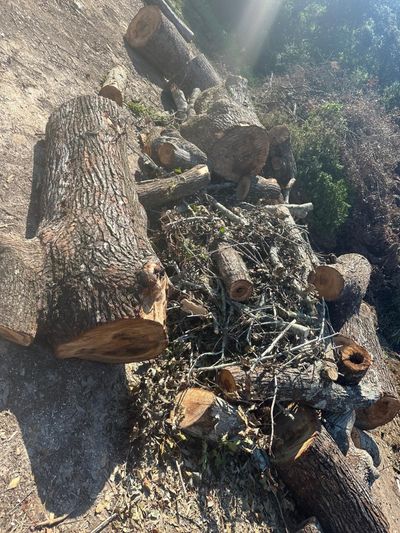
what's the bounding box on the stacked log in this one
[0,96,169,364]
[263,124,297,188]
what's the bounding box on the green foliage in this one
[382,82,400,111]
[291,102,351,242]
[126,100,170,126]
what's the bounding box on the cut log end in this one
[55,318,167,364]
[356,394,400,430]
[126,6,161,48]
[309,265,344,301]
[171,388,216,429]
[229,279,253,302]
[334,334,372,385]
[99,86,123,107]
[0,325,34,347]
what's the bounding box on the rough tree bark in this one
[169,387,246,442]
[137,164,210,209]
[36,95,168,363]
[0,233,44,346]
[181,83,269,183]
[340,302,400,429]
[142,127,207,170]
[244,176,284,205]
[99,65,127,107]
[295,517,324,533]
[126,6,193,82]
[172,54,221,96]
[264,125,297,187]
[213,243,253,301]
[272,405,390,533]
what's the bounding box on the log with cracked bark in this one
[272,404,390,533]
[172,54,221,96]
[99,65,127,107]
[142,127,207,170]
[180,82,269,183]
[243,176,284,204]
[169,387,246,442]
[213,243,253,301]
[0,95,169,364]
[137,164,210,209]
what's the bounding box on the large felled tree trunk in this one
[126,6,193,82]
[272,405,390,533]
[340,302,400,429]
[180,82,269,183]
[31,95,168,363]
[172,54,221,96]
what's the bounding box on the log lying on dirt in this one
[244,176,284,204]
[142,127,207,170]
[213,243,253,301]
[216,360,380,412]
[126,6,193,81]
[137,164,210,209]
[309,253,371,308]
[36,95,168,363]
[145,0,194,42]
[181,83,269,183]
[264,125,297,187]
[340,302,400,429]
[169,387,246,441]
[173,54,221,96]
[0,233,44,346]
[99,65,127,107]
[272,405,390,533]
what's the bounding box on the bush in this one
[382,82,400,111]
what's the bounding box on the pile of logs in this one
[1,4,399,531]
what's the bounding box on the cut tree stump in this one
[169,387,246,441]
[181,82,269,183]
[0,232,44,346]
[142,127,207,170]
[99,65,127,107]
[35,95,168,363]
[264,124,297,187]
[272,404,390,533]
[213,243,253,301]
[137,164,210,209]
[126,6,193,82]
[340,302,400,429]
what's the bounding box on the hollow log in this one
[137,164,210,209]
[145,0,194,42]
[172,54,221,96]
[0,232,44,346]
[213,243,253,301]
[296,517,324,533]
[36,95,168,363]
[340,302,400,429]
[245,176,284,205]
[272,405,390,533]
[99,65,127,107]
[169,387,246,442]
[126,6,193,82]
[333,334,372,385]
[264,125,297,187]
[216,360,381,412]
[181,84,269,183]
[143,128,207,170]
[309,254,371,310]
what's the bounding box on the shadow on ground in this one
[0,340,130,517]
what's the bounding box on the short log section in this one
[38,95,168,363]
[99,65,127,107]
[213,243,253,301]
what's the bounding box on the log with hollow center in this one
[272,404,390,533]
[0,95,169,363]
[333,334,372,385]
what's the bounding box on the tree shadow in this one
[26,139,45,239]
[0,340,130,517]
[123,38,167,89]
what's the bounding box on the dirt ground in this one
[0,1,399,532]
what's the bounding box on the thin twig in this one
[269,375,278,454]
[206,194,249,225]
[175,460,187,496]
[89,513,118,533]
[251,320,297,369]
